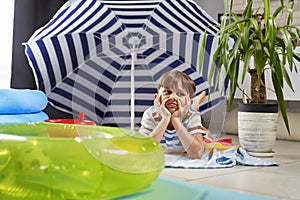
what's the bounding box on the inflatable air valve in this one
[78,112,84,122]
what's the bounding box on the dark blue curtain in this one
[11,0,71,118]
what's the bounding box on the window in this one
[0,1,15,88]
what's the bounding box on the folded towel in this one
[165,147,278,169]
[0,112,49,124]
[0,89,48,114]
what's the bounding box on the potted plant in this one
[199,0,300,153]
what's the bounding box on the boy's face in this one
[156,84,190,113]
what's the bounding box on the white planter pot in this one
[238,103,278,153]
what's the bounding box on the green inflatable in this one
[0,123,164,199]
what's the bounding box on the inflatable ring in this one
[0,123,164,199]
[0,89,48,114]
[0,111,49,124]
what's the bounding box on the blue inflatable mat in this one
[0,89,48,114]
[118,177,274,200]
[0,111,49,124]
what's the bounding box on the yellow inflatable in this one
[0,123,164,199]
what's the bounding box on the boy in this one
[139,70,208,159]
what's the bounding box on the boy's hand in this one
[172,97,190,120]
[154,94,171,119]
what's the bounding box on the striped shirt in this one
[139,106,206,154]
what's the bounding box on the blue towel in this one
[165,147,278,169]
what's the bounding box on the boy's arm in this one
[147,118,169,143]
[146,94,172,142]
[139,100,171,143]
[172,118,205,159]
[140,118,169,143]
[172,98,205,159]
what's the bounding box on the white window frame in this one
[0,1,15,89]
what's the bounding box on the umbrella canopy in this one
[25,0,226,130]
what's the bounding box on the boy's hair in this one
[157,70,196,98]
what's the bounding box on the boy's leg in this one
[191,91,206,110]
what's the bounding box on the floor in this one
[160,133,300,200]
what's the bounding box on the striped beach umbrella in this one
[25,0,226,130]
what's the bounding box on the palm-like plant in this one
[200,0,300,134]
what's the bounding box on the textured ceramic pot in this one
[238,103,278,153]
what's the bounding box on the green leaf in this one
[267,18,276,62]
[271,51,284,87]
[241,26,249,51]
[279,28,294,69]
[198,32,207,73]
[207,49,222,96]
[248,18,260,33]
[273,5,285,18]
[198,0,300,135]
[263,0,270,22]
[243,0,253,18]
[252,39,264,79]
[242,49,252,84]
[281,66,295,93]
[272,72,290,135]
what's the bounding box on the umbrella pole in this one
[130,51,135,131]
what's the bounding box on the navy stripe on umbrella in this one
[25,0,226,130]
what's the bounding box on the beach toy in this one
[45,112,95,125]
[0,89,48,114]
[0,123,164,199]
[0,111,49,124]
[44,112,96,137]
[205,142,235,153]
[204,136,235,153]
[0,89,49,124]
[203,136,233,145]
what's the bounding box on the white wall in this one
[194,0,224,21]
[0,1,14,89]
